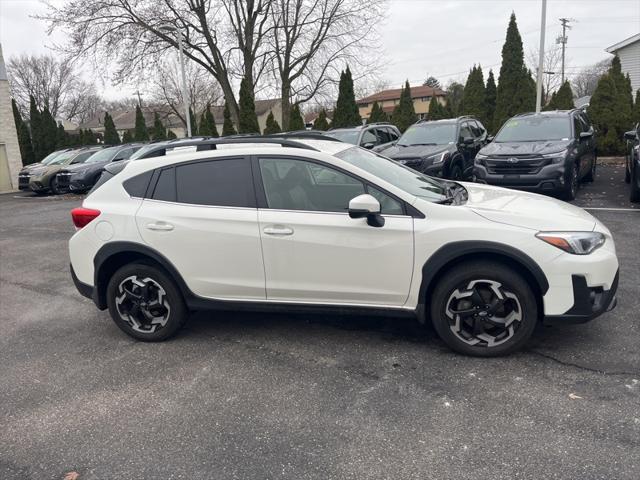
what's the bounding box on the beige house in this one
[357,85,447,122]
[81,107,184,139]
[0,43,22,192]
[606,33,640,93]
[211,98,282,134]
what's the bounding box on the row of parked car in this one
[18,111,640,203]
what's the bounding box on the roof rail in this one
[135,136,325,159]
[266,131,342,142]
[366,121,392,126]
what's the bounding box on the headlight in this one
[475,153,488,160]
[542,149,568,158]
[536,231,605,255]
[427,151,448,164]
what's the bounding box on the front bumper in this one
[18,174,31,190]
[28,179,48,192]
[544,270,619,324]
[474,161,567,193]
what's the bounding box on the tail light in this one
[71,207,101,228]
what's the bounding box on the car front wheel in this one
[106,263,188,341]
[430,261,538,356]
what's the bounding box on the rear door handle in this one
[263,225,294,236]
[146,222,174,231]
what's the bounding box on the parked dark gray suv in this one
[324,123,400,151]
[474,110,596,200]
[377,117,488,180]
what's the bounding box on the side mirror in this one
[348,194,385,227]
[462,136,474,145]
[486,135,494,143]
[624,130,637,141]
[579,130,593,139]
[362,142,375,149]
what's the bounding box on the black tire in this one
[449,163,463,181]
[430,261,538,357]
[50,175,62,195]
[584,157,596,183]
[106,263,188,341]
[631,166,640,203]
[560,162,579,201]
[625,160,631,184]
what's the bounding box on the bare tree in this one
[527,45,563,103]
[269,0,385,130]
[41,0,273,125]
[7,53,99,121]
[571,58,612,98]
[152,59,223,128]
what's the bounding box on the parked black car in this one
[474,110,596,200]
[377,117,488,180]
[57,144,143,193]
[324,123,400,151]
[624,123,640,203]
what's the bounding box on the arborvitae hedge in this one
[289,104,305,131]
[151,112,167,141]
[368,102,388,123]
[332,67,361,128]
[463,65,486,122]
[122,130,134,143]
[12,98,35,165]
[485,70,497,132]
[428,96,447,120]
[314,109,330,130]
[134,105,149,141]
[104,112,121,144]
[545,81,574,111]
[238,77,260,134]
[222,100,237,136]
[392,80,417,132]
[263,111,282,134]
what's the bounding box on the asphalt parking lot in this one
[1,164,638,480]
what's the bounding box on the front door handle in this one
[263,225,294,236]
[146,222,174,231]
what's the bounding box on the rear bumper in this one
[71,264,93,300]
[544,270,619,324]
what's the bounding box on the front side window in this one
[259,157,365,212]
[324,129,360,145]
[360,130,377,146]
[459,123,473,141]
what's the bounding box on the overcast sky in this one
[1,0,639,100]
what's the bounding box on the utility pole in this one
[133,90,144,107]
[557,18,572,84]
[160,25,192,138]
[535,0,547,113]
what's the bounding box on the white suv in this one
[69,136,619,356]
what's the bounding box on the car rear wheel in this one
[449,163,463,181]
[584,157,596,182]
[430,261,538,356]
[631,165,640,203]
[106,263,188,341]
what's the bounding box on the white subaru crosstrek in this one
[69,136,619,356]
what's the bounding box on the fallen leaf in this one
[64,472,79,480]
[568,393,582,400]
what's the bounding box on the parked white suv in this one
[69,136,619,356]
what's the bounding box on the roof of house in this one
[304,110,333,123]
[80,106,182,130]
[606,33,640,53]
[357,85,446,105]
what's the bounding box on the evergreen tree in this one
[84,128,97,145]
[314,109,330,130]
[392,80,417,132]
[29,96,46,161]
[332,67,361,128]
[222,100,237,136]
[545,81,574,110]
[428,96,447,120]
[151,112,167,141]
[122,130,134,143]
[263,111,282,134]
[494,13,536,129]
[288,104,305,131]
[56,123,68,149]
[444,82,465,117]
[134,104,149,141]
[198,105,219,138]
[609,56,633,129]
[167,129,178,140]
[633,89,640,124]
[484,70,497,132]
[12,98,35,165]
[103,112,120,144]
[462,65,486,121]
[188,107,199,137]
[238,77,260,134]
[368,102,388,123]
[40,106,58,158]
[590,74,621,154]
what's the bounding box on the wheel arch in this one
[417,241,549,323]
[93,242,190,310]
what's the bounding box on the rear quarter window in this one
[123,171,153,198]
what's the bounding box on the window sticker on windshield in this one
[506,121,518,127]
[561,138,569,141]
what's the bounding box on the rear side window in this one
[175,158,255,207]
[123,171,153,198]
[152,168,176,202]
[386,128,399,141]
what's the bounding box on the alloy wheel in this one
[444,279,522,348]
[115,275,171,333]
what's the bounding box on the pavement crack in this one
[527,349,639,377]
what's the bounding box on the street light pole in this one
[161,25,191,138]
[535,0,547,113]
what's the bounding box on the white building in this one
[0,43,22,192]
[606,33,640,94]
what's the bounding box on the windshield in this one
[494,116,571,142]
[48,150,81,165]
[336,147,447,202]
[325,130,360,145]
[129,143,163,160]
[40,150,66,165]
[398,123,456,146]
[85,147,118,163]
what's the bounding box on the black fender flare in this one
[417,240,549,308]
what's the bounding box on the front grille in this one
[57,173,71,187]
[484,156,551,175]
[18,175,30,187]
